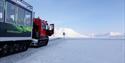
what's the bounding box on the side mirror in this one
[47,24,54,36]
[49,24,54,31]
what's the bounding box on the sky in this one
[26,0,124,34]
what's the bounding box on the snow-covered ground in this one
[0,39,124,63]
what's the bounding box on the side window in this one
[25,11,32,26]
[17,7,25,26]
[6,2,16,24]
[46,25,49,30]
[0,0,4,22]
[42,23,46,29]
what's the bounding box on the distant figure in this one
[63,32,66,38]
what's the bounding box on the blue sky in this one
[26,0,124,34]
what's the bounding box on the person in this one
[63,32,66,38]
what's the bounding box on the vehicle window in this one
[46,25,49,30]
[25,11,32,26]
[6,1,16,24]
[17,7,25,25]
[0,0,4,22]
[42,23,46,29]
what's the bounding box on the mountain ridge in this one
[51,27,125,39]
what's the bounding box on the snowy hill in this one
[50,27,125,39]
[51,27,89,38]
[94,32,125,39]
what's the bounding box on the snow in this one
[93,32,125,39]
[0,39,124,63]
[53,27,89,38]
[109,32,123,36]
[52,27,125,39]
